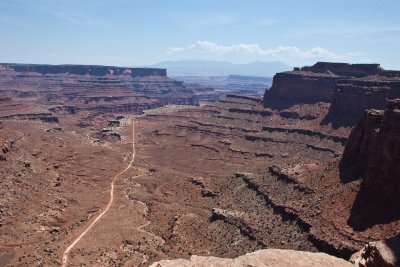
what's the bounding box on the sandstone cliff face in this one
[263,62,387,109]
[149,249,354,267]
[340,99,400,229]
[339,109,384,181]
[324,78,400,127]
[263,72,338,107]
[362,99,400,199]
[0,63,167,78]
[262,61,400,128]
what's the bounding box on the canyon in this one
[0,62,399,266]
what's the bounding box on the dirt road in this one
[61,121,136,267]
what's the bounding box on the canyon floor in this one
[0,69,399,266]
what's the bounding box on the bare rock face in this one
[263,71,339,107]
[0,63,199,120]
[263,62,387,108]
[263,61,400,128]
[362,99,400,197]
[324,78,400,127]
[351,234,400,267]
[340,99,400,229]
[149,249,354,267]
[339,109,384,181]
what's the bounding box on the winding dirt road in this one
[61,121,136,267]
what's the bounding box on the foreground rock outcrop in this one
[340,99,400,229]
[150,249,354,267]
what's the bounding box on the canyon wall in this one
[263,61,400,127]
[339,109,384,181]
[0,64,199,120]
[0,63,167,78]
[340,99,400,229]
[325,77,400,127]
[263,71,339,107]
[263,61,384,108]
[360,99,400,199]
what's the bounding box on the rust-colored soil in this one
[0,71,399,266]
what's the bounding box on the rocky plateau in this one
[0,62,399,267]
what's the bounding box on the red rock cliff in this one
[263,71,339,107]
[324,76,400,127]
[263,62,386,109]
[340,99,400,229]
[362,99,400,198]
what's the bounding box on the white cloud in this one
[167,41,360,62]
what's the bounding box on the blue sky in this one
[0,0,399,69]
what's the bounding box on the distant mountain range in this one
[145,60,291,77]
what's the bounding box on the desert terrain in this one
[0,62,399,266]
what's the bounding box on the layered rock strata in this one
[325,77,400,126]
[263,71,339,107]
[0,63,199,123]
[263,62,385,108]
[263,62,400,127]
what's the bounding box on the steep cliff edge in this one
[339,109,384,180]
[263,71,339,107]
[263,61,400,128]
[263,62,385,108]
[340,99,400,229]
[324,76,400,127]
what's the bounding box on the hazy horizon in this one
[1,0,399,69]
